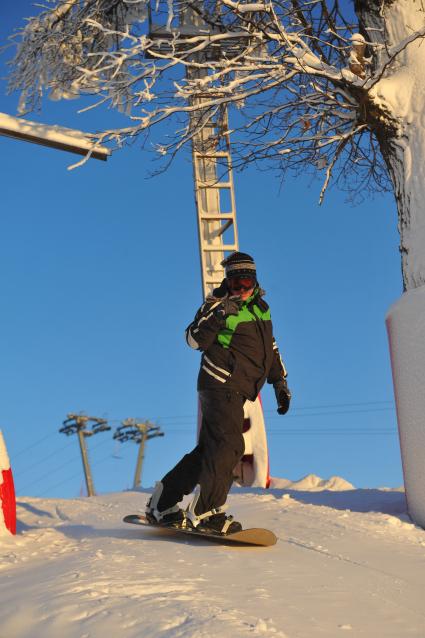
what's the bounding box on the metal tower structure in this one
[148,2,271,487]
[113,419,164,488]
[148,3,240,297]
[191,98,239,296]
[60,413,111,496]
[190,75,239,296]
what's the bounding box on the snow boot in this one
[184,489,242,535]
[145,481,185,527]
[197,513,242,535]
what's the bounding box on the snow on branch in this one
[6,0,393,198]
[220,0,272,13]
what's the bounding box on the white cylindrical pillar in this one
[386,286,425,528]
[241,396,270,488]
[0,430,16,535]
[198,395,270,488]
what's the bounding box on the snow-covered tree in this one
[6,0,425,290]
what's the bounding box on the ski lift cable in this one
[21,446,115,497]
[17,439,76,474]
[155,407,396,432]
[101,400,395,426]
[15,425,113,480]
[12,420,112,459]
[17,439,110,489]
[8,400,397,481]
[267,429,397,436]
[28,427,396,498]
[10,432,53,459]
[159,428,397,436]
[8,399,396,459]
[17,453,82,493]
[32,470,85,498]
[265,407,395,418]
[148,401,395,422]
[33,452,123,498]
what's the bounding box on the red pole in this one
[0,430,16,535]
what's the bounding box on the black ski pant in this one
[158,388,245,515]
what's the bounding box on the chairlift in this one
[112,440,124,460]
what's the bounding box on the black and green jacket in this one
[185,286,287,401]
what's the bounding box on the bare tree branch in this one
[5,0,398,200]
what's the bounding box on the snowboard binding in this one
[146,483,242,535]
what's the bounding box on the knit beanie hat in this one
[221,252,257,280]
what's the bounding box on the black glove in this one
[274,379,291,415]
[214,296,242,319]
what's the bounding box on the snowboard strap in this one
[218,516,235,534]
[185,488,228,529]
[146,481,181,522]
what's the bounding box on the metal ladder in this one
[180,0,239,298]
[147,1,240,298]
[191,103,239,298]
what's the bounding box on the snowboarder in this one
[146,252,291,535]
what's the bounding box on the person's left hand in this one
[274,379,291,415]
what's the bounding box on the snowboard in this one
[123,514,277,547]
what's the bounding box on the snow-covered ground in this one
[1,476,425,638]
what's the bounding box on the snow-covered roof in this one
[0,112,110,161]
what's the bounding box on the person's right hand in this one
[215,296,242,319]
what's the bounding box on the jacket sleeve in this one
[267,336,288,384]
[185,299,224,351]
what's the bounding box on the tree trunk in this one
[382,125,425,292]
[354,0,425,291]
[357,0,425,291]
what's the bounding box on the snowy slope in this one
[1,477,425,638]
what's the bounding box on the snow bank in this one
[1,485,424,637]
[270,474,355,491]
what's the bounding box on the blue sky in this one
[0,1,403,499]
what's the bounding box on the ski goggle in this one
[228,276,256,291]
